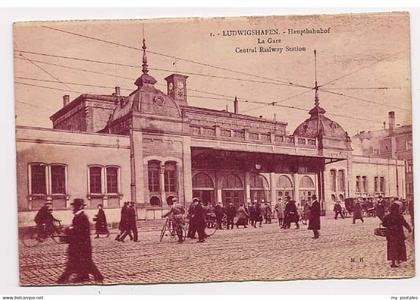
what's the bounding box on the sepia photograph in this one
[13,11,414,286]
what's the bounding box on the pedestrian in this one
[57,198,104,284]
[302,201,311,225]
[162,197,186,243]
[376,197,386,222]
[34,200,58,239]
[214,202,224,230]
[115,202,132,241]
[284,196,299,229]
[191,199,206,242]
[236,204,249,228]
[255,202,263,227]
[248,202,257,227]
[308,195,321,239]
[263,201,272,224]
[187,198,199,238]
[352,199,364,224]
[382,202,412,268]
[119,202,138,242]
[274,198,284,227]
[333,201,345,220]
[225,202,236,230]
[94,204,109,238]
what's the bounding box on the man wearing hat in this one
[187,198,199,238]
[119,202,138,242]
[34,200,59,239]
[57,198,104,283]
[190,198,207,242]
[225,202,236,230]
[163,197,186,243]
[308,195,321,239]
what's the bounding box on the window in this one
[164,162,177,193]
[380,177,385,193]
[356,176,361,193]
[337,170,345,192]
[362,176,368,193]
[374,176,378,193]
[28,163,68,210]
[148,161,161,192]
[89,166,102,194]
[106,167,119,194]
[51,165,66,194]
[31,164,46,194]
[150,196,161,206]
[330,170,337,192]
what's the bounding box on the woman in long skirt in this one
[94,204,110,238]
[382,202,412,267]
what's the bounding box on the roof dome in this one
[109,38,182,122]
[293,96,350,141]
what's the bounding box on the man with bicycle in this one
[34,201,60,240]
[162,197,185,243]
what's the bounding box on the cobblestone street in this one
[18,216,415,286]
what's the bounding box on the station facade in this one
[15,41,406,226]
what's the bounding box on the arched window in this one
[148,160,161,192]
[277,175,293,189]
[150,196,161,206]
[300,176,315,189]
[222,174,243,189]
[221,174,244,207]
[330,169,337,192]
[192,172,214,189]
[249,173,269,189]
[164,161,177,193]
[192,172,215,206]
[298,175,316,206]
[276,175,294,200]
[250,173,269,203]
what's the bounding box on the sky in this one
[13,12,412,136]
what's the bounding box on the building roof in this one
[293,103,349,140]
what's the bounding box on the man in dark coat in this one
[255,202,263,227]
[115,202,132,241]
[308,195,321,239]
[187,198,199,238]
[333,201,344,220]
[248,202,257,227]
[352,200,364,224]
[57,198,103,283]
[94,204,109,238]
[191,199,207,242]
[225,202,236,230]
[375,197,386,222]
[119,202,138,242]
[34,201,58,239]
[284,196,299,229]
[214,202,225,230]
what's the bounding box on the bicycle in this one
[19,220,66,247]
[160,214,218,242]
[160,218,187,242]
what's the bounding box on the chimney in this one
[388,111,395,132]
[63,95,70,107]
[115,86,120,96]
[234,97,239,114]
